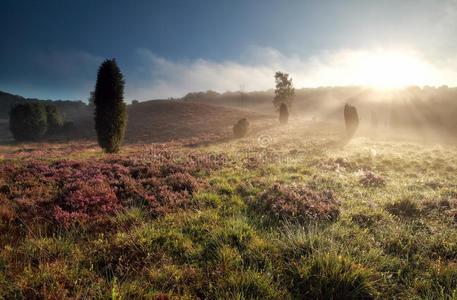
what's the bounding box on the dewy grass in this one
[1,121,457,298]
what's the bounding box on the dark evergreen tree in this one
[344,104,359,136]
[233,118,249,138]
[94,59,127,153]
[9,102,47,141]
[279,102,289,125]
[44,103,63,134]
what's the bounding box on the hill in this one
[0,90,90,120]
[0,100,273,144]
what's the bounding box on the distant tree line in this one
[9,102,73,141]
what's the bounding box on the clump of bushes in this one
[385,197,420,218]
[44,103,63,134]
[233,118,249,138]
[9,102,48,141]
[279,102,289,125]
[291,253,377,299]
[94,58,127,153]
[344,103,359,136]
[9,102,66,141]
[0,151,223,228]
[421,198,457,222]
[249,183,340,223]
[360,171,386,187]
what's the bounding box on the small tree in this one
[344,104,359,136]
[279,103,289,125]
[45,103,63,134]
[273,71,294,110]
[233,118,249,138]
[94,59,127,153]
[9,102,48,141]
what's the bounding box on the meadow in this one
[0,119,456,299]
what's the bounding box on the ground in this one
[0,114,457,299]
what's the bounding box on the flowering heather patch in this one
[0,152,221,227]
[250,183,341,223]
[360,171,386,187]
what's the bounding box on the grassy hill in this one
[2,100,274,145]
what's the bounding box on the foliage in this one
[44,103,63,134]
[2,121,457,299]
[273,71,294,110]
[290,253,377,299]
[9,102,48,141]
[279,102,289,125]
[94,58,127,153]
[233,118,249,138]
[360,171,386,187]
[250,183,340,223]
[344,103,359,136]
[385,197,420,218]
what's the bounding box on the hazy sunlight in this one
[352,50,431,88]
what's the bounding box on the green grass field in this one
[1,120,456,299]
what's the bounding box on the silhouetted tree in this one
[45,103,63,134]
[94,59,127,153]
[344,104,359,136]
[9,102,47,141]
[279,103,289,125]
[233,118,249,138]
[273,71,294,110]
[132,99,139,105]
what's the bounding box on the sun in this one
[352,50,432,88]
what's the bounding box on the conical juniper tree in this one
[94,59,127,153]
[344,104,359,137]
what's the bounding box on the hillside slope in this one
[53,100,274,144]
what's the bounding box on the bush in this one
[279,102,289,125]
[9,102,48,141]
[360,171,386,187]
[61,120,75,132]
[291,253,376,299]
[385,197,420,218]
[44,103,63,134]
[94,58,127,153]
[250,183,340,223]
[344,104,359,136]
[233,118,249,138]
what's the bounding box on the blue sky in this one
[1,0,457,101]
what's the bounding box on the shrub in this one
[61,120,75,132]
[251,183,340,223]
[360,171,386,187]
[385,197,420,218]
[344,104,359,137]
[94,58,127,153]
[291,253,376,299]
[279,102,289,125]
[9,102,47,141]
[233,118,249,138]
[165,172,200,194]
[44,103,63,134]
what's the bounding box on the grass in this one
[1,120,457,299]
